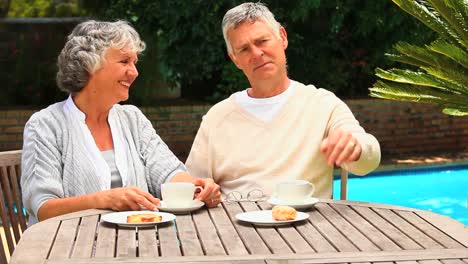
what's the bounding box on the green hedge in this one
[1,1,435,107]
[87,0,436,102]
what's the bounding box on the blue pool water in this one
[333,164,468,226]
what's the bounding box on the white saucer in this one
[101,211,175,227]
[236,210,309,226]
[267,196,319,209]
[158,200,205,214]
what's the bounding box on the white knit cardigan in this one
[21,99,185,222]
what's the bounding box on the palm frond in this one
[428,38,468,68]
[372,0,467,116]
[370,80,468,106]
[442,107,468,116]
[426,0,468,46]
[385,53,432,68]
[392,0,467,49]
[422,66,468,92]
[375,68,465,94]
[444,0,468,21]
[392,42,467,72]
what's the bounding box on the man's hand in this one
[320,129,361,167]
[99,186,160,211]
[192,178,222,208]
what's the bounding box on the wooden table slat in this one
[94,221,116,258]
[257,201,314,254]
[374,208,444,249]
[438,260,466,264]
[9,219,60,264]
[138,227,158,257]
[192,207,226,256]
[223,202,271,254]
[352,206,422,250]
[207,204,249,255]
[175,214,204,256]
[315,203,380,252]
[116,227,137,257]
[331,204,401,251]
[294,219,337,253]
[396,210,465,248]
[241,202,293,254]
[418,260,444,264]
[71,215,99,258]
[48,218,80,259]
[158,221,181,256]
[268,248,468,263]
[308,205,358,252]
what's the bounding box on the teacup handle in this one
[307,182,315,197]
[193,186,204,198]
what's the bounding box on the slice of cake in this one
[272,205,297,221]
[127,213,162,223]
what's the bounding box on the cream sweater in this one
[186,81,380,198]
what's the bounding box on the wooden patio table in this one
[10,199,468,264]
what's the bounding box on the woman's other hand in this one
[98,186,160,211]
[192,178,221,208]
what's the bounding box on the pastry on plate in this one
[272,205,297,221]
[127,213,162,223]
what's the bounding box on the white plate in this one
[101,211,175,227]
[235,210,309,226]
[267,196,319,209]
[158,200,205,214]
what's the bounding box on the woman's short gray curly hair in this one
[222,2,281,54]
[56,20,146,93]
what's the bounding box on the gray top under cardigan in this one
[21,100,186,223]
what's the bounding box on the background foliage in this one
[369,0,468,116]
[2,0,435,106]
[7,0,85,17]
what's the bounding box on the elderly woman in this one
[21,20,221,223]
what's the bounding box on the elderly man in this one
[186,2,380,199]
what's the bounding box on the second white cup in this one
[276,180,315,204]
[161,182,203,208]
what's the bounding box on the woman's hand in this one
[98,186,160,211]
[192,178,221,208]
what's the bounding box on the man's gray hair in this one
[222,2,281,54]
[56,20,146,93]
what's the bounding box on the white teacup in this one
[276,180,315,204]
[161,182,203,208]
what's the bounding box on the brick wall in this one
[0,100,466,162]
[347,100,468,157]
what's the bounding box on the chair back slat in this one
[0,230,8,264]
[0,178,15,256]
[0,150,26,260]
[9,165,27,232]
[1,167,21,244]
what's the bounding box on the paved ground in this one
[378,151,468,171]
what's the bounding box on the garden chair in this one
[0,150,26,263]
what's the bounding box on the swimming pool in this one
[333,164,468,226]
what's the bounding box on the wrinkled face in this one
[87,47,139,103]
[228,20,288,84]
